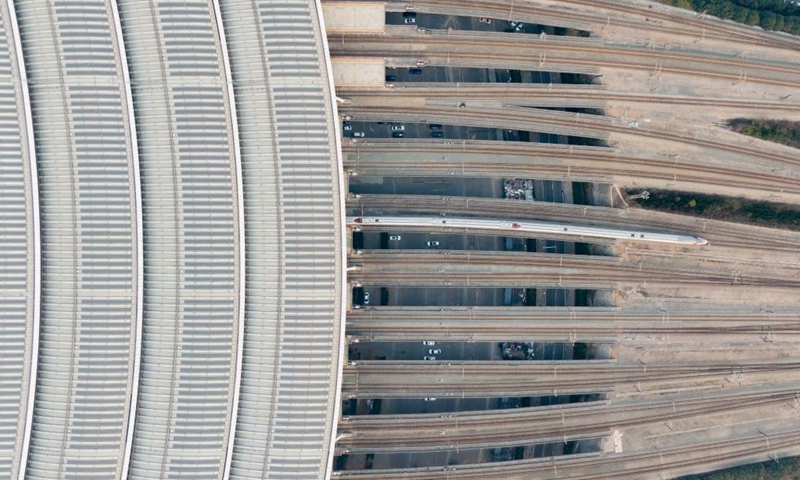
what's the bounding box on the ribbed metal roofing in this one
[116,1,245,478]
[14,0,142,477]
[0,0,38,478]
[219,0,344,478]
[0,0,344,478]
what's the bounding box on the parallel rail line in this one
[344,30,800,76]
[340,85,800,111]
[341,104,800,168]
[352,268,800,289]
[346,307,800,323]
[343,389,794,429]
[347,320,800,340]
[342,361,800,397]
[344,142,800,195]
[329,0,800,50]
[333,429,800,479]
[338,390,799,452]
[330,32,800,87]
[528,0,800,50]
[380,0,800,51]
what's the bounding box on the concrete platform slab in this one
[333,57,386,86]
[322,2,384,32]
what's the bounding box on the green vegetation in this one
[729,118,800,150]
[678,455,800,480]
[572,342,589,360]
[657,0,800,35]
[553,27,592,37]
[560,73,599,85]
[629,189,800,231]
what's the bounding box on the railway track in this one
[347,360,800,376]
[346,308,800,340]
[349,255,800,289]
[338,389,800,453]
[561,429,800,480]
[367,48,800,89]
[330,32,800,87]
[348,194,800,251]
[536,0,800,50]
[344,141,800,195]
[352,250,800,288]
[345,388,797,429]
[374,49,800,88]
[377,0,800,52]
[334,428,800,479]
[353,270,796,289]
[347,319,800,341]
[347,306,800,323]
[328,0,800,51]
[342,360,800,398]
[340,85,800,112]
[345,29,800,76]
[334,430,800,480]
[341,104,800,169]
[343,105,611,141]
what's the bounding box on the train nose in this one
[695,237,709,246]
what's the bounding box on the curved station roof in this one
[0,0,345,479]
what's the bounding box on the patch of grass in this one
[678,455,800,480]
[630,188,800,231]
[729,118,800,150]
[656,0,800,36]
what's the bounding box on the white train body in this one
[348,216,708,246]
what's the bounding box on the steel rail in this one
[341,104,800,168]
[346,307,800,323]
[338,29,800,76]
[342,361,800,397]
[338,391,799,452]
[372,0,800,51]
[340,85,800,111]
[329,32,800,86]
[332,428,800,479]
[351,251,800,288]
[346,320,800,341]
[343,147,800,196]
[510,0,800,49]
[344,388,797,430]
[344,141,800,188]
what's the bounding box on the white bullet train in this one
[348,216,708,246]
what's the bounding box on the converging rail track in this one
[330,31,800,87]
[343,141,800,197]
[340,104,800,168]
[350,250,800,288]
[329,1,800,478]
[326,0,800,51]
[346,307,800,342]
[342,360,800,398]
[346,314,800,342]
[332,428,800,479]
[339,84,800,112]
[374,0,800,51]
[337,389,800,453]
